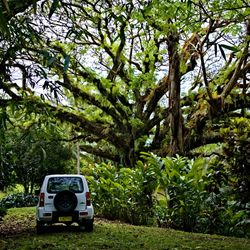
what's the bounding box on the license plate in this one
[59,216,72,222]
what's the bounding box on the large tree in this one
[0,110,74,192]
[0,0,250,166]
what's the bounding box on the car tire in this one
[84,219,94,232]
[36,220,45,234]
[54,190,77,213]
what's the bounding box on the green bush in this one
[0,193,38,209]
[143,154,250,238]
[85,153,250,238]
[86,161,158,225]
[0,206,7,219]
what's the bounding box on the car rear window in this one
[47,177,84,193]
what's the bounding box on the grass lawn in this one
[0,207,250,250]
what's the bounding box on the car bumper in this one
[36,206,94,223]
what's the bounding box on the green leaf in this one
[219,45,227,61]
[214,44,217,57]
[63,55,70,71]
[49,0,60,19]
[40,146,47,160]
[0,8,9,37]
[32,0,37,14]
[220,44,239,53]
[187,0,192,8]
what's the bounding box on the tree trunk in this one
[167,32,183,156]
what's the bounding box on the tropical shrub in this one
[85,153,250,237]
[142,154,250,237]
[0,193,38,209]
[0,206,7,219]
[223,117,250,204]
[85,161,158,225]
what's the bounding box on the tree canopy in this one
[0,109,74,192]
[0,0,250,166]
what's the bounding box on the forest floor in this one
[0,207,250,250]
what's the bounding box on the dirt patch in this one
[0,215,35,237]
[0,215,125,237]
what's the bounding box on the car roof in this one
[45,174,85,178]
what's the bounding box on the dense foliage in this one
[0,0,250,239]
[86,154,250,238]
[0,0,250,165]
[0,111,75,192]
[0,193,38,209]
[223,117,250,204]
[86,161,157,225]
[0,192,38,220]
[0,206,6,219]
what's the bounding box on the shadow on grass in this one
[37,223,88,234]
[0,222,89,237]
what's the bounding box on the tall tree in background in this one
[0,109,74,192]
[0,0,250,167]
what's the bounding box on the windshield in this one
[47,177,83,193]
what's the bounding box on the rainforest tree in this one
[0,110,74,192]
[0,0,250,168]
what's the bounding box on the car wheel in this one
[54,190,77,213]
[36,220,44,234]
[84,219,94,232]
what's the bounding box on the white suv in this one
[36,174,94,233]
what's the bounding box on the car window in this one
[47,177,84,193]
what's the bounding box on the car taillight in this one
[86,192,91,206]
[39,193,45,207]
